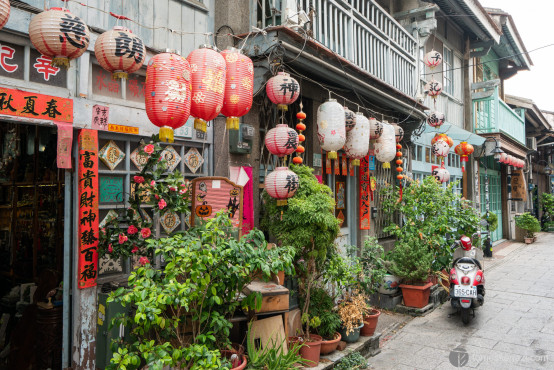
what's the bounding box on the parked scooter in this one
[449,233,485,324]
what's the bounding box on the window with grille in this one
[443,46,454,95]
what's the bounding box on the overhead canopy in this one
[417,123,486,147]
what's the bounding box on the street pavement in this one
[368,232,554,369]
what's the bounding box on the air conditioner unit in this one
[526,137,537,151]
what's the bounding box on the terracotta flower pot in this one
[288,334,322,367]
[319,332,341,355]
[524,237,533,244]
[399,282,433,308]
[220,350,247,370]
[360,309,381,336]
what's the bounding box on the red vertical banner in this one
[55,121,73,169]
[349,159,355,177]
[78,129,99,289]
[334,157,340,175]
[342,153,347,176]
[326,152,331,175]
[359,156,370,230]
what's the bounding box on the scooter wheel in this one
[461,308,470,325]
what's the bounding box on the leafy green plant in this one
[482,212,498,232]
[106,212,295,369]
[541,193,554,221]
[305,287,340,340]
[515,212,541,238]
[334,351,368,370]
[352,237,388,296]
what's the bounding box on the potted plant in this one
[337,292,368,343]
[305,287,341,355]
[516,212,541,243]
[540,193,554,231]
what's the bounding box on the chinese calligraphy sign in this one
[78,130,99,289]
[359,156,371,230]
[0,87,73,122]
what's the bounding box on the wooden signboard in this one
[511,169,527,201]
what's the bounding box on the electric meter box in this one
[229,123,254,154]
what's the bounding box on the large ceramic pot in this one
[399,282,433,308]
[338,322,364,343]
[360,309,381,337]
[289,334,322,368]
[379,274,401,295]
[220,350,247,370]
[319,332,341,355]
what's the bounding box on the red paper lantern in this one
[431,133,453,147]
[0,0,10,31]
[265,167,299,206]
[220,48,253,130]
[94,26,146,80]
[499,153,508,163]
[264,124,298,157]
[29,7,90,68]
[145,52,191,143]
[266,72,300,110]
[454,141,474,172]
[188,46,226,132]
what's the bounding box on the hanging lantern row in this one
[395,143,403,181]
[317,99,346,160]
[292,109,307,165]
[344,112,369,166]
[424,50,443,69]
[499,154,524,168]
[454,142,474,172]
[0,0,9,31]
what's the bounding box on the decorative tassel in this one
[159,126,174,143]
[112,71,128,80]
[194,118,207,133]
[383,162,390,169]
[226,117,240,130]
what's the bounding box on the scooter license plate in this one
[454,285,477,298]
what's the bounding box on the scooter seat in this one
[453,256,482,270]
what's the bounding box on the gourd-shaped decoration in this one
[432,139,450,158]
[427,111,445,128]
[0,0,10,31]
[454,141,474,172]
[344,108,356,132]
[264,124,298,158]
[374,122,396,169]
[424,50,442,68]
[344,113,370,166]
[29,7,90,68]
[425,78,442,98]
[317,99,345,159]
[431,133,453,147]
[188,45,226,133]
[266,72,300,111]
[145,53,191,143]
[220,48,254,130]
[433,162,450,183]
[393,123,404,143]
[265,167,299,206]
[369,118,383,140]
[94,26,146,80]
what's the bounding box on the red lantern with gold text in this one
[29,7,90,68]
[266,72,300,111]
[454,141,474,172]
[145,53,191,143]
[221,48,253,130]
[94,26,146,80]
[0,0,10,31]
[188,46,226,133]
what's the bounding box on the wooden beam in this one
[472,90,495,100]
[471,79,500,91]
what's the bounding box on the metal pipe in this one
[279,41,428,120]
[62,170,71,369]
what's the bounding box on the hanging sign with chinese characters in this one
[359,156,370,230]
[78,129,99,289]
[0,87,73,122]
[92,105,109,130]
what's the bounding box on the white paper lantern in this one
[425,79,442,98]
[375,122,396,168]
[424,50,442,68]
[344,108,356,132]
[432,139,450,158]
[427,111,445,128]
[265,167,299,206]
[393,123,404,143]
[344,113,370,166]
[369,118,383,140]
[433,164,450,183]
[317,99,346,159]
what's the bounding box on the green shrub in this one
[515,212,541,238]
[334,352,368,370]
[541,193,554,221]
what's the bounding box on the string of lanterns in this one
[499,153,525,168]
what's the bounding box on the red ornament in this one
[94,26,146,80]
[397,174,404,180]
[266,72,300,110]
[296,145,305,154]
[188,46,226,132]
[29,7,90,68]
[265,167,299,206]
[0,0,10,31]
[454,141,474,172]
[145,53,191,143]
[292,156,303,165]
[265,124,298,157]
[296,123,306,131]
[298,134,306,142]
[220,48,253,130]
[297,111,306,120]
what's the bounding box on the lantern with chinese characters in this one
[431,133,454,147]
[94,26,146,80]
[265,167,299,206]
[317,99,345,159]
[393,123,404,143]
[344,108,356,132]
[427,111,445,128]
[220,48,254,130]
[145,52,191,143]
[454,141,474,172]
[188,45,226,133]
[369,118,383,140]
[433,163,450,183]
[375,122,396,169]
[424,50,442,68]
[344,113,370,166]
[265,124,298,158]
[29,7,90,68]
[0,0,10,31]
[266,72,300,111]
[432,139,450,158]
[425,78,442,98]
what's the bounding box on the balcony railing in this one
[255,0,418,96]
[473,87,526,145]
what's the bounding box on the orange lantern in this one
[29,7,90,68]
[0,0,10,31]
[188,46,226,133]
[431,133,453,147]
[220,48,253,130]
[145,53,191,143]
[454,141,474,172]
[94,26,146,80]
[266,72,300,111]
